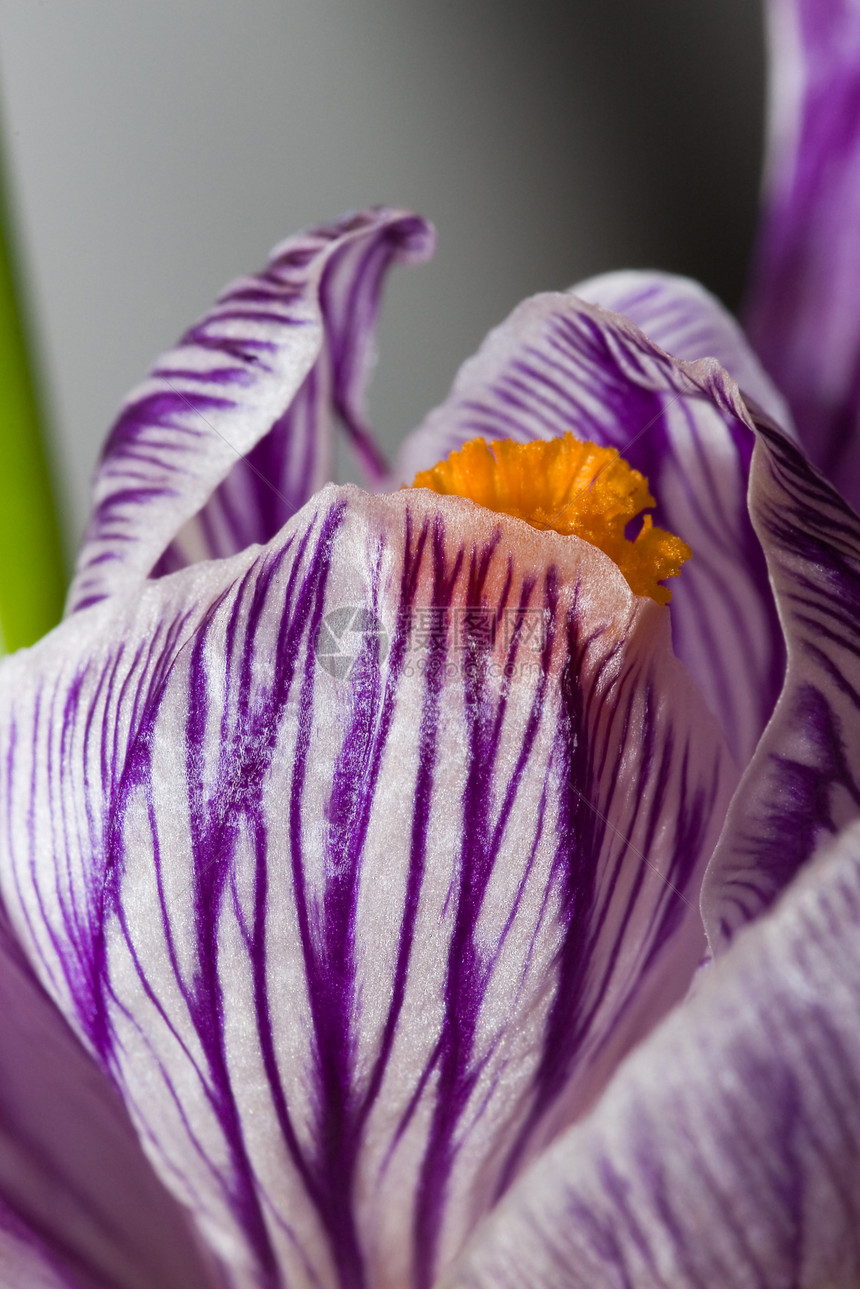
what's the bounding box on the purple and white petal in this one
[396,292,784,766]
[575,269,795,433]
[702,415,860,945]
[0,487,734,1287]
[745,0,860,509]
[440,819,860,1289]
[68,208,434,612]
[0,1212,75,1289]
[0,913,222,1289]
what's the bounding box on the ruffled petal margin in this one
[0,487,734,1287]
[745,0,860,509]
[574,269,795,435]
[67,208,434,613]
[564,276,860,944]
[440,819,860,1289]
[396,287,784,766]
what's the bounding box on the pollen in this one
[412,434,691,605]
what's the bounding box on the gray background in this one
[0,0,764,549]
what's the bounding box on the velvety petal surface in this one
[396,292,784,765]
[440,818,860,1289]
[67,208,434,612]
[0,913,223,1289]
[0,485,734,1288]
[702,416,860,944]
[745,0,860,508]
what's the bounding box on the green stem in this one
[0,145,66,654]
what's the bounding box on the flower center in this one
[411,434,691,604]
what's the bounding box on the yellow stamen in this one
[412,435,691,605]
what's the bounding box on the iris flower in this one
[2,1,860,1286]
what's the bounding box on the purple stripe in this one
[745,0,860,510]
[397,293,785,766]
[1,486,734,1285]
[705,417,860,943]
[68,209,434,613]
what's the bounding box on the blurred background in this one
[0,0,763,554]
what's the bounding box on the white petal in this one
[703,416,860,944]
[68,209,433,612]
[574,269,795,433]
[441,819,860,1289]
[0,487,734,1286]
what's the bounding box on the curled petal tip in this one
[68,208,435,615]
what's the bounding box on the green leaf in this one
[0,145,66,655]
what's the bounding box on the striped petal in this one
[0,486,734,1287]
[702,416,860,944]
[395,292,784,765]
[440,818,860,1289]
[745,0,860,509]
[68,208,434,613]
[574,269,795,434]
[0,914,221,1289]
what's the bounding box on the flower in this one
[1,2,860,1287]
